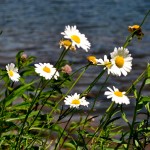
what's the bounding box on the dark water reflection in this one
[0,0,150,118]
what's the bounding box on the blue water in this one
[0,0,149,97]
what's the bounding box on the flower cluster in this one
[89,47,133,77]
[5,24,139,108]
[96,47,132,104]
[60,25,91,52]
[87,49,132,105]
[6,62,60,82]
[86,46,132,105]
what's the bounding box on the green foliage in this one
[0,10,150,150]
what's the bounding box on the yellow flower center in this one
[71,99,80,105]
[87,56,97,64]
[8,70,14,77]
[71,35,80,44]
[43,66,51,73]
[115,56,124,68]
[114,91,123,97]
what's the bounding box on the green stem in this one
[16,48,70,148]
[126,77,147,149]
[44,63,90,134]
[27,64,90,131]
[65,63,91,95]
[126,100,138,149]
[86,102,116,148]
[52,63,90,111]
[81,69,106,97]
[94,103,117,150]
[15,78,43,149]
[106,101,115,113]
[140,10,150,27]
[54,109,74,150]
[54,48,68,68]
[123,10,150,49]
[27,63,90,137]
[126,70,146,94]
[82,73,109,128]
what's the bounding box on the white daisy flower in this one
[110,47,133,76]
[61,25,91,52]
[6,63,20,82]
[104,86,130,105]
[64,93,89,108]
[97,55,112,74]
[34,63,59,80]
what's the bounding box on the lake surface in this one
[0,0,149,114]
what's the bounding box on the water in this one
[0,0,150,116]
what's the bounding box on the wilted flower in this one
[61,64,72,74]
[21,53,28,62]
[59,39,76,51]
[61,25,91,52]
[87,56,99,65]
[104,86,130,105]
[128,25,144,39]
[34,63,59,80]
[6,63,20,82]
[64,93,89,108]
